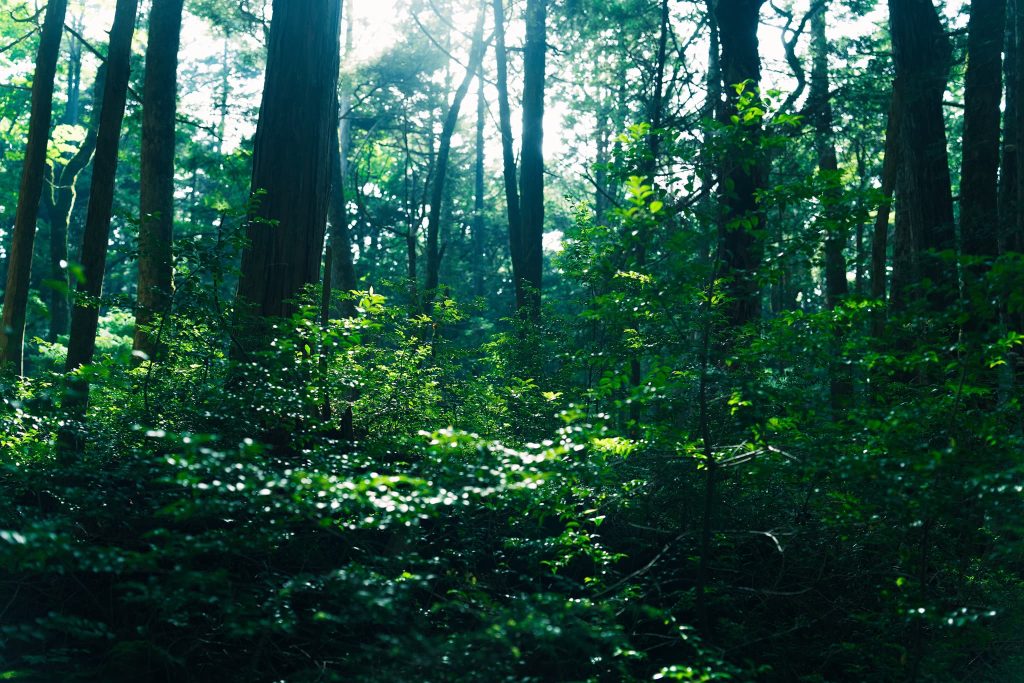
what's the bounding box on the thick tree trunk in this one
[134,0,185,360]
[235,0,342,324]
[716,0,767,327]
[888,0,957,310]
[0,0,69,375]
[424,8,486,306]
[493,0,523,309]
[961,0,1006,268]
[517,0,547,317]
[63,0,139,412]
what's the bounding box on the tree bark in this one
[517,0,547,317]
[0,0,69,375]
[44,61,103,342]
[888,0,957,310]
[235,0,342,325]
[63,0,139,411]
[999,0,1018,255]
[961,0,1006,268]
[716,0,767,327]
[871,90,900,335]
[493,0,524,310]
[134,0,185,360]
[809,1,851,410]
[328,6,357,316]
[424,7,487,307]
[328,107,357,317]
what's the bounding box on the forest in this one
[0,0,1021,680]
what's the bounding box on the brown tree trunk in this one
[0,0,69,375]
[716,0,767,327]
[888,0,957,310]
[517,0,547,317]
[235,0,342,325]
[63,0,139,412]
[424,7,486,306]
[134,0,185,360]
[493,0,524,309]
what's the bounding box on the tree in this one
[493,0,523,309]
[134,0,185,360]
[63,0,140,411]
[517,0,547,317]
[43,58,102,342]
[423,5,487,307]
[0,0,69,375]
[961,0,1005,273]
[888,0,956,310]
[235,0,342,324]
[715,0,767,327]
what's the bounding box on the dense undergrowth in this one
[2,272,1023,681]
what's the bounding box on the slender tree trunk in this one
[0,0,69,375]
[328,117,357,311]
[424,8,486,306]
[517,0,547,317]
[329,5,357,315]
[46,60,103,342]
[809,1,851,410]
[716,0,767,327]
[235,0,342,325]
[472,74,487,298]
[872,91,900,327]
[888,0,957,310]
[999,0,1018,255]
[493,0,523,309]
[63,0,139,413]
[134,0,185,360]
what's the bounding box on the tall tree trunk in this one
[329,5,357,315]
[328,106,357,315]
[424,7,487,306]
[999,0,1019,255]
[517,0,547,318]
[472,73,487,298]
[888,0,957,311]
[63,0,139,412]
[235,0,342,325]
[0,0,69,375]
[716,0,767,327]
[45,58,103,343]
[134,0,185,360]
[961,0,1006,275]
[871,90,900,334]
[810,1,851,410]
[493,0,523,309]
